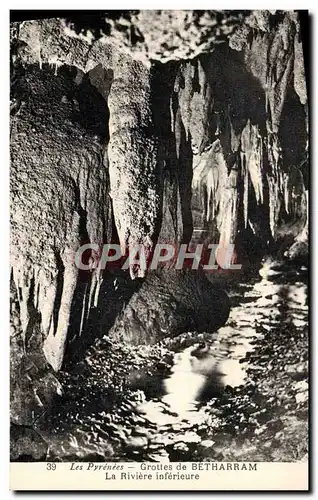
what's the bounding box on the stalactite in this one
[191,138,240,249]
[43,254,79,372]
[192,140,224,226]
[284,173,290,215]
[10,63,110,370]
[10,10,308,382]
[241,120,263,205]
[242,155,249,229]
[176,62,194,143]
[79,283,89,338]
[265,132,282,238]
[11,267,31,346]
[205,153,221,223]
[219,169,240,248]
[294,31,307,106]
[243,13,296,135]
[177,58,213,155]
[37,270,58,338]
[286,189,308,260]
[153,62,190,247]
[107,53,163,278]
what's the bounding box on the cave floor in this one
[22,262,308,463]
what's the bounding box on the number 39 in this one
[46,463,56,471]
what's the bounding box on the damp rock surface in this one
[10,10,308,374]
[10,262,308,463]
[10,62,110,371]
[10,11,309,463]
[109,269,230,345]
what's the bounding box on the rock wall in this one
[10,11,308,380]
[10,63,111,371]
[109,269,231,345]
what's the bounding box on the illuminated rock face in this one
[109,269,231,346]
[10,64,111,371]
[10,11,308,375]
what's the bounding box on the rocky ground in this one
[11,261,308,463]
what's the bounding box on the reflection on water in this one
[128,260,308,461]
[37,260,308,463]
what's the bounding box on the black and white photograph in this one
[9,9,309,491]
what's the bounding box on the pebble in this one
[147,451,170,463]
[126,436,148,448]
[293,380,308,391]
[152,433,175,446]
[111,427,127,441]
[173,442,189,452]
[148,442,162,450]
[200,439,215,449]
[254,426,267,435]
[295,392,308,404]
[264,440,272,448]
[132,426,148,436]
[182,432,201,444]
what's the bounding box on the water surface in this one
[38,261,309,463]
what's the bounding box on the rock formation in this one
[109,269,230,345]
[10,10,308,390]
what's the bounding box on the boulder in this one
[109,269,230,344]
